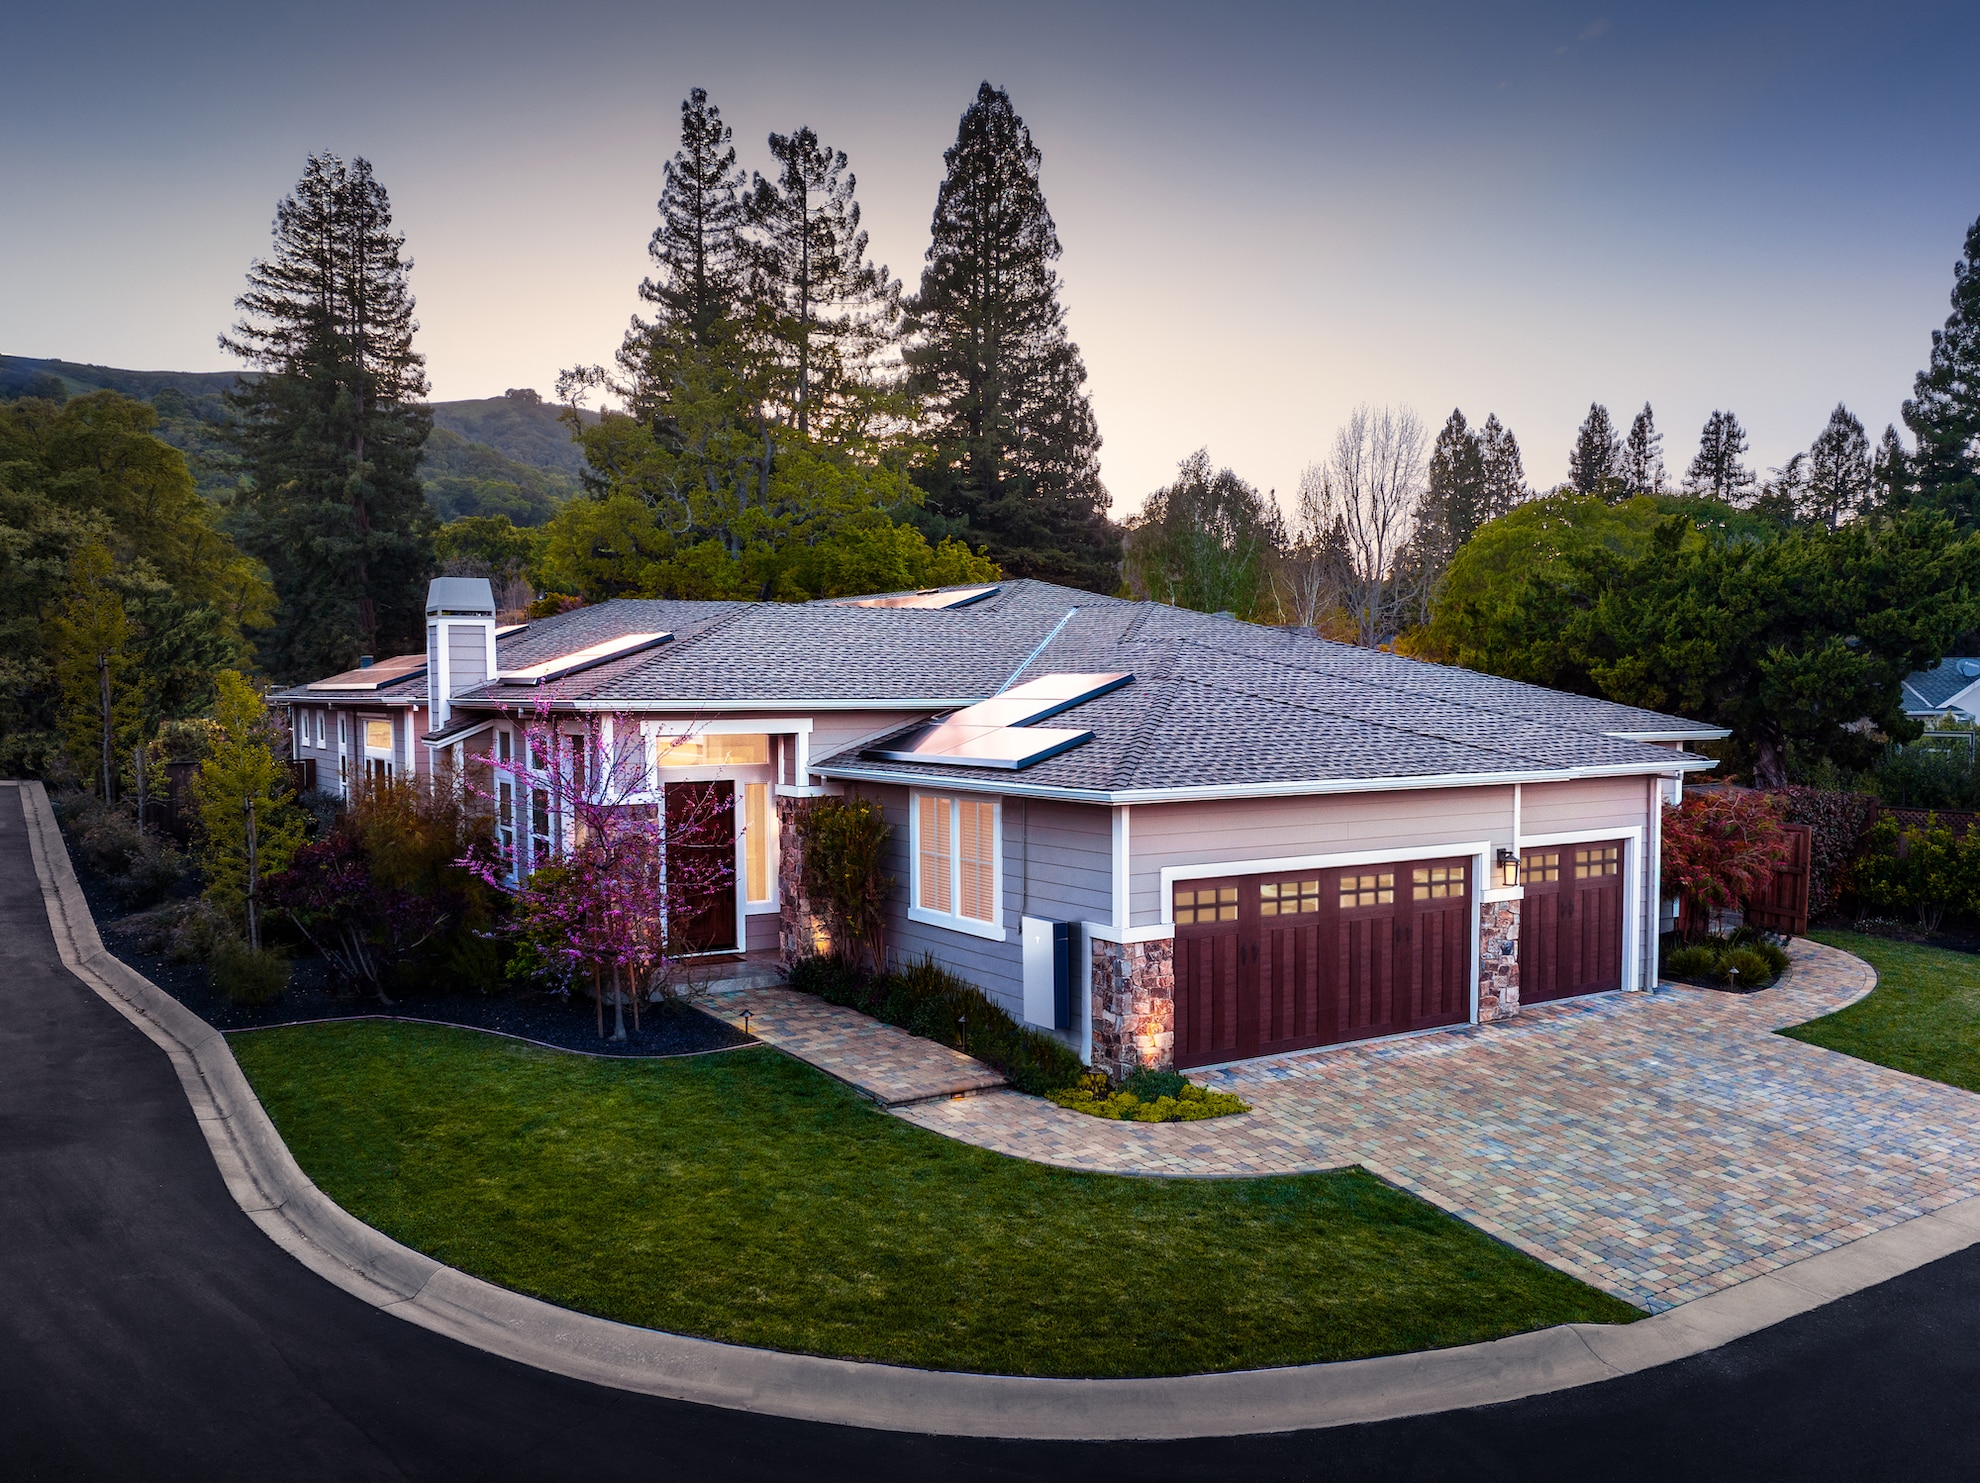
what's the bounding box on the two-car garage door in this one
[1172,856,1474,1070]
[1171,839,1628,1070]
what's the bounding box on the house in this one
[1902,658,1980,724]
[277,576,1726,1077]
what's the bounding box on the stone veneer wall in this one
[775,794,832,967]
[1090,937,1176,1078]
[1478,897,1521,1022]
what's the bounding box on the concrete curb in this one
[20,777,1980,1441]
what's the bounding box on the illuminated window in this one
[913,793,1000,931]
[1575,845,1620,879]
[655,732,771,768]
[744,782,772,903]
[1522,850,1560,883]
[1260,879,1320,917]
[1339,872,1396,909]
[364,719,393,753]
[1174,886,1238,924]
[1412,864,1466,901]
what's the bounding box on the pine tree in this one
[745,126,897,437]
[1478,414,1527,519]
[641,88,749,357]
[1873,424,1912,514]
[1568,403,1624,498]
[222,154,432,682]
[1805,403,1871,530]
[1902,210,1980,525]
[1684,410,1756,502]
[1425,409,1489,558]
[903,83,1116,592]
[1622,403,1666,495]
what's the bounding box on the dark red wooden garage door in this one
[1519,840,1625,1004]
[1173,857,1473,1070]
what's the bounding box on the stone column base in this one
[775,794,831,967]
[1479,898,1521,1022]
[1090,936,1175,1078]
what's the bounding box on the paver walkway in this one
[898,940,1980,1313]
[700,981,1006,1105]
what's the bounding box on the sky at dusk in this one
[4,1,1977,515]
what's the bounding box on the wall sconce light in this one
[1495,847,1521,888]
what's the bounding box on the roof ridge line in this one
[1183,631,1682,735]
[1156,667,1655,772]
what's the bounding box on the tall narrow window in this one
[958,798,995,922]
[530,787,551,864]
[744,782,771,903]
[497,781,515,872]
[917,794,953,914]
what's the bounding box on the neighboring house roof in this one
[279,580,1726,800]
[1903,659,1980,716]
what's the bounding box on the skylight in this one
[865,672,1131,771]
[306,654,427,692]
[838,585,1000,610]
[499,632,671,686]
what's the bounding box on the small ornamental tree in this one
[193,670,306,944]
[473,706,735,1039]
[1661,790,1793,937]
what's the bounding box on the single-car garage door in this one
[1519,840,1624,1004]
[1172,857,1473,1070]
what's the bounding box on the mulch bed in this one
[68,848,753,1061]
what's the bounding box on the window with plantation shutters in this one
[912,792,1001,938]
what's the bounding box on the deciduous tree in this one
[193,670,306,938]
[1122,449,1282,619]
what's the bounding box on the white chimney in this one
[425,577,497,731]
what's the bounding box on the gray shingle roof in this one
[1904,660,1980,712]
[279,579,1724,798]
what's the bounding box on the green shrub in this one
[1721,947,1773,988]
[1661,933,1787,988]
[784,952,1086,1094]
[1663,944,1720,981]
[208,934,289,1004]
[1047,1068,1249,1123]
[796,797,892,970]
[56,794,187,906]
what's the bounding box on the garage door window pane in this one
[1340,872,1395,908]
[1523,850,1560,882]
[1261,878,1319,916]
[1412,864,1465,901]
[1575,845,1619,879]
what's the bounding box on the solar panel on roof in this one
[307,654,427,691]
[839,585,1000,610]
[863,671,1131,771]
[499,631,671,685]
[869,726,1094,771]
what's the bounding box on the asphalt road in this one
[5,784,1978,1481]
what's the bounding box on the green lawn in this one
[1786,930,1980,1092]
[230,1021,1639,1377]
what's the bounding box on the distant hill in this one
[0,355,593,525]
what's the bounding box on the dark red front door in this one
[1173,857,1473,1070]
[1519,840,1624,1003]
[665,780,737,953]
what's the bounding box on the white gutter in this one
[1605,727,1731,742]
[814,753,1721,806]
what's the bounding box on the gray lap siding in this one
[855,783,1111,1037]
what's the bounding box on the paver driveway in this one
[899,940,1980,1312]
